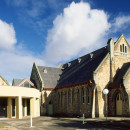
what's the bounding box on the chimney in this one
[107,38,115,82]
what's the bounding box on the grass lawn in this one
[0,125,4,128]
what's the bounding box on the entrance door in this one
[116,93,122,115]
[47,104,53,115]
[0,98,7,118]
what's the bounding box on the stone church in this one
[30,34,130,118]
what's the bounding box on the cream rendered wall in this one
[0,86,41,119]
[0,86,40,98]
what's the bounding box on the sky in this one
[0,0,130,84]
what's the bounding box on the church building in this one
[30,34,130,118]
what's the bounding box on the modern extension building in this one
[31,34,130,117]
[0,77,40,119]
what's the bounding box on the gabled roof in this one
[37,66,62,89]
[35,46,108,89]
[56,46,108,88]
[115,34,130,48]
[12,79,23,86]
[12,78,34,87]
[0,75,10,86]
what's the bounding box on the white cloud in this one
[44,2,110,64]
[0,50,45,84]
[112,16,130,31]
[0,19,45,83]
[0,19,17,49]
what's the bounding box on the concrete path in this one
[0,116,130,130]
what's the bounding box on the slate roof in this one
[12,79,24,86]
[109,62,130,86]
[36,46,108,89]
[37,66,62,88]
[56,46,108,88]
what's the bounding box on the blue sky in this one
[0,0,130,84]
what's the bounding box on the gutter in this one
[55,80,93,90]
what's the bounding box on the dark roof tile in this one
[37,66,62,88]
[56,46,108,88]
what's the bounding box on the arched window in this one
[122,44,124,52]
[61,92,63,106]
[81,88,85,104]
[120,43,127,54]
[58,92,60,104]
[68,90,72,105]
[120,45,122,52]
[86,88,90,104]
[125,46,127,53]
[72,90,74,105]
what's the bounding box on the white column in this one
[92,87,95,118]
[30,97,36,117]
[16,96,22,119]
[7,97,12,118]
[25,99,27,116]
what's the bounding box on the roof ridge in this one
[38,66,61,69]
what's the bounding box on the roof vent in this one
[78,58,81,63]
[68,63,71,67]
[90,53,93,59]
[43,68,47,73]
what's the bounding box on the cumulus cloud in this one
[0,20,17,49]
[44,2,110,64]
[0,19,44,83]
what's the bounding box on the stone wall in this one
[41,90,53,115]
[93,35,130,117]
[53,84,93,117]
[30,64,42,90]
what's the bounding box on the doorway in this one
[0,98,7,118]
[116,93,122,115]
[27,99,30,116]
